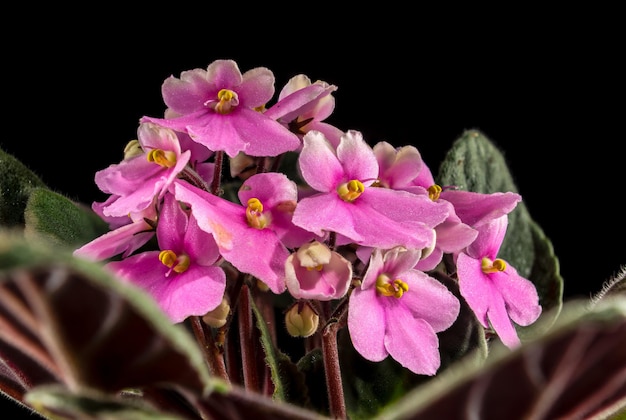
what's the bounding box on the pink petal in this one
[162,69,214,114]
[348,288,387,361]
[492,267,542,327]
[336,131,379,183]
[299,131,345,192]
[384,309,441,375]
[237,66,275,107]
[456,252,492,328]
[400,270,460,332]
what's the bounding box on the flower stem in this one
[210,150,224,196]
[321,302,346,419]
[190,316,229,383]
[238,283,261,392]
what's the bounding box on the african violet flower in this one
[264,74,344,147]
[172,171,310,294]
[348,246,460,375]
[106,193,226,323]
[372,141,478,271]
[285,240,352,300]
[292,130,450,250]
[141,59,301,158]
[94,122,191,218]
[456,215,542,348]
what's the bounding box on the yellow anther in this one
[147,149,177,168]
[159,250,190,273]
[481,257,507,274]
[428,184,442,201]
[214,89,239,114]
[247,197,264,213]
[375,274,409,298]
[246,197,269,229]
[306,265,324,271]
[337,179,365,202]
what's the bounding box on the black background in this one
[2,7,624,417]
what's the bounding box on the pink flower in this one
[73,197,157,261]
[106,193,226,323]
[95,122,191,218]
[456,215,542,348]
[348,247,460,375]
[372,141,478,271]
[292,130,449,250]
[141,59,300,158]
[285,241,352,300]
[172,174,298,294]
[264,74,344,147]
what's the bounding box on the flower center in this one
[159,250,190,274]
[213,89,239,115]
[246,197,269,229]
[375,274,409,298]
[428,184,442,201]
[481,257,507,274]
[337,179,365,202]
[147,149,177,168]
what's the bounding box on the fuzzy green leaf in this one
[25,385,185,420]
[437,129,563,332]
[24,187,109,249]
[0,147,47,227]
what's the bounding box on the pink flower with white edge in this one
[348,246,460,375]
[141,59,301,158]
[95,122,191,218]
[238,172,319,249]
[292,130,449,250]
[106,193,226,323]
[264,74,344,148]
[373,141,478,271]
[173,174,298,294]
[74,197,158,261]
[456,215,542,348]
[285,241,352,300]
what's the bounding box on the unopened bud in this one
[202,297,230,328]
[296,241,331,268]
[285,302,319,338]
[123,139,143,160]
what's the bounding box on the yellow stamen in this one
[481,257,507,274]
[245,197,269,229]
[147,149,177,168]
[337,179,365,202]
[214,89,239,114]
[428,184,442,201]
[375,274,409,298]
[306,265,324,271]
[159,250,190,273]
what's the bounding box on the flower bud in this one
[296,240,331,268]
[285,302,319,338]
[123,139,143,160]
[202,297,230,328]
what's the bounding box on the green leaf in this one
[24,187,109,249]
[0,231,215,411]
[25,385,185,420]
[0,147,47,228]
[437,129,563,334]
[374,296,626,420]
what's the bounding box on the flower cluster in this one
[74,58,542,378]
